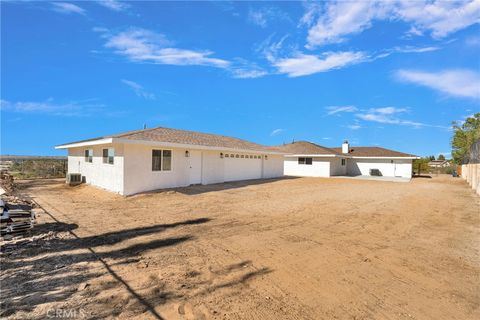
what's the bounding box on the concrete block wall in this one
[461,164,480,196]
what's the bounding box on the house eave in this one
[284,154,340,158]
[56,137,286,155]
[349,156,419,159]
[55,138,114,149]
[283,154,419,159]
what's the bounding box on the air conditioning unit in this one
[66,173,82,186]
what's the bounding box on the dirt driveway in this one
[1,176,479,320]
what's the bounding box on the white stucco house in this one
[55,127,285,196]
[56,127,418,195]
[276,141,418,179]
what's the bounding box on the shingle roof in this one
[331,147,417,157]
[59,127,278,153]
[272,141,341,155]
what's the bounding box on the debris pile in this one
[0,171,15,194]
[1,200,37,239]
[0,175,37,240]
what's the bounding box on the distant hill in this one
[0,155,67,161]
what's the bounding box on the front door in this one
[188,150,202,185]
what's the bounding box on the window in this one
[241,155,244,158]
[103,148,114,164]
[341,159,346,166]
[152,150,162,171]
[152,149,172,171]
[265,155,268,160]
[298,157,312,165]
[84,149,93,163]
[225,154,229,158]
[230,154,234,158]
[235,154,239,158]
[162,150,172,171]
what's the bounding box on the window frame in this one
[103,148,115,165]
[152,149,172,172]
[84,149,93,163]
[341,158,346,166]
[298,157,312,165]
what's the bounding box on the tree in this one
[429,155,435,161]
[438,154,445,160]
[413,157,430,175]
[452,113,480,164]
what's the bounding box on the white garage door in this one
[224,153,262,182]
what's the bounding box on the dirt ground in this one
[1,175,479,320]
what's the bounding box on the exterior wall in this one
[462,164,480,196]
[201,150,225,185]
[224,154,261,182]
[330,158,348,176]
[347,159,412,178]
[263,155,284,179]
[123,144,190,196]
[68,142,286,196]
[284,157,332,177]
[123,146,283,194]
[67,144,125,194]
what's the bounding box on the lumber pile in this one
[0,174,37,239]
[1,200,37,239]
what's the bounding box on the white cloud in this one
[270,128,284,136]
[248,8,268,28]
[96,0,130,12]
[372,107,408,114]
[51,2,86,15]
[231,68,268,79]
[0,99,104,117]
[274,51,367,77]
[347,124,362,130]
[247,7,290,28]
[121,79,155,100]
[355,107,447,128]
[393,46,440,53]
[230,59,268,79]
[103,28,230,68]
[305,1,480,48]
[306,1,385,48]
[406,26,424,37]
[395,69,480,99]
[326,105,358,115]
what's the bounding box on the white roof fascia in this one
[284,154,341,158]
[349,156,419,159]
[55,138,114,149]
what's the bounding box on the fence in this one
[461,164,480,196]
[461,140,480,196]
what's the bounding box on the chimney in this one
[342,140,350,154]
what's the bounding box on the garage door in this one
[224,153,262,182]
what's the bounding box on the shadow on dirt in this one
[412,175,433,179]
[131,177,300,197]
[1,215,272,319]
[0,218,209,319]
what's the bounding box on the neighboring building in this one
[55,127,285,196]
[276,141,418,178]
[428,160,452,168]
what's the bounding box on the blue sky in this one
[1,1,479,157]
